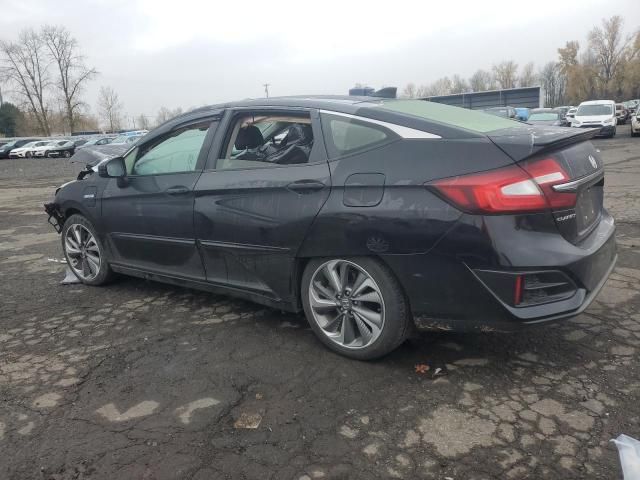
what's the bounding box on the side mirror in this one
[98,157,126,178]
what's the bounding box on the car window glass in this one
[131,123,208,176]
[321,114,390,159]
[216,114,314,170]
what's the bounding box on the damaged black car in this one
[44,97,617,360]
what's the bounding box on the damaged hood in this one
[71,143,130,167]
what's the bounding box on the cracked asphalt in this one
[1,126,639,480]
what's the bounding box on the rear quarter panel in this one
[298,137,516,257]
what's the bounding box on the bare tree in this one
[469,69,492,92]
[492,61,518,89]
[155,106,183,126]
[42,25,97,134]
[424,77,452,97]
[136,114,151,130]
[0,29,52,135]
[450,74,469,94]
[97,86,122,132]
[588,16,636,95]
[539,62,566,107]
[402,82,417,98]
[519,62,537,87]
[558,41,580,74]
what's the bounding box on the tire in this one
[64,151,71,158]
[61,214,113,286]
[301,257,411,360]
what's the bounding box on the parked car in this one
[33,140,63,157]
[624,100,639,115]
[484,106,517,119]
[615,103,629,124]
[527,108,570,126]
[571,100,617,138]
[9,140,50,158]
[631,111,640,137]
[514,108,530,121]
[108,133,145,145]
[46,140,76,158]
[0,138,40,159]
[76,136,115,149]
[44,97,616,360]
[565,107,578,123]
[554,106,573,121]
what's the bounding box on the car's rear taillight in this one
[428,157,576,214]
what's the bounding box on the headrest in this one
[235,125,264,150]
[283,124,313,146]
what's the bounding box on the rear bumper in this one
[383,211,617,332]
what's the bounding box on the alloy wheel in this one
[309,259,385,349]
[64,224,101,281]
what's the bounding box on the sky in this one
[1,0,639,127]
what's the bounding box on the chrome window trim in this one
[319,110,441,139]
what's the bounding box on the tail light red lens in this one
[428,157,576,214]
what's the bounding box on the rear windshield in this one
[375,100,518,133]
[577,104,612,116]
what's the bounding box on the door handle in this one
[166,186,190,195]
[286,180,326,193]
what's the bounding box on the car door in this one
[194,108,331,302]
[101,117,219,280]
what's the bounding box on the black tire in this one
[61,214,114,286]
[64,150,71,158]
[301,256,411,360]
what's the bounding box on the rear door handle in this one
[166,186,190,195]
[287,180,326,193]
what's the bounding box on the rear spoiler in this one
[487,126,599,162]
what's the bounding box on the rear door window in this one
[320,113,393,159]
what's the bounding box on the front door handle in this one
[287,180,326,193]
[166,186,190,195]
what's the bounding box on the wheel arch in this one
[293,254,412,313]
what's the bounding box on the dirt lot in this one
[1,126,639,480]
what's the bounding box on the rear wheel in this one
[61,214,113,285]
[301,257,411,360]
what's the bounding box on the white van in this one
[571,100,617,138]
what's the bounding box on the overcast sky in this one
[1,0,639,126]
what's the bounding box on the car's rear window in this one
[375,100,518,133]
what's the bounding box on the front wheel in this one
[301,257,411,360]
[63,150,72,158]
[61,214,113,285]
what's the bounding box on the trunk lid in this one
[488,125,604,245]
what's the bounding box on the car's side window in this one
[215,113,315,170]
[320,113,391,159]
[128,123,209,176]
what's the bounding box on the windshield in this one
[376,100,517,133]
[577,104,612,116]
[111,135,130,143]
[529,113,559,121]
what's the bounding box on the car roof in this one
[148,95,495,143]
[579,100,615,106]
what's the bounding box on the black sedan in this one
[44,96,616,359]
[46,140,76,158]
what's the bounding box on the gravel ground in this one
[1,126,639,480]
